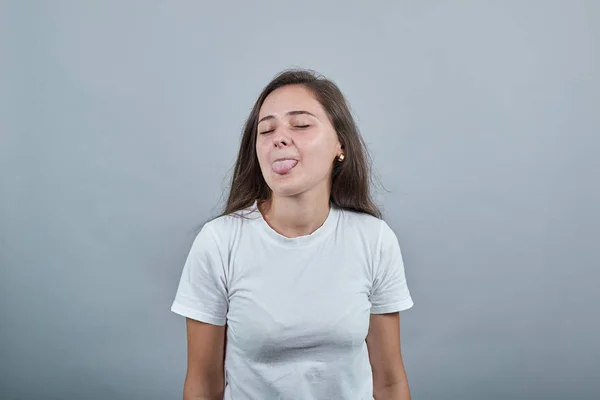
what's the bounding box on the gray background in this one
[1,1,599,399]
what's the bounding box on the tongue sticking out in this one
[272,159,298,175]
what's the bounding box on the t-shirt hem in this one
[370,298,414,314]
[170,302,227,326]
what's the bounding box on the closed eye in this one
[258,125,310,134]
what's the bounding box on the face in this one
[256,84,342,198]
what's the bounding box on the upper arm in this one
[171,224,229,326]
[367,221,413,397]
[366,312,409,393]
[170,223,230,399]
[184,318,226,399]
[369,221,413,314]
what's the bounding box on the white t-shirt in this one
[171,201,413,400]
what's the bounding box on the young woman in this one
[171,69,414,400]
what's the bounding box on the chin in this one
[267,177,308,198]
[270,184,305,198]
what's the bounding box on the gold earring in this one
[338,153,345,162]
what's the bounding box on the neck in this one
[261,189,331,238]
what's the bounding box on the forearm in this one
[183,390,222,400]
[374,380,411,400]
[183,396,221,400]
[183,378,223,400]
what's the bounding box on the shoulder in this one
[199,205,260,248]
[338,207,398,250]
[338,207,389,236]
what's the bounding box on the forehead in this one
[258,84,326,119]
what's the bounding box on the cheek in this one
[255,141,269,166]
[256,143,276,179]
[300,144,334,174]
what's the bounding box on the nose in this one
[272,130,291,148]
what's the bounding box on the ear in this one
[335,138,343,155]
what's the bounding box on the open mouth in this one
[271,159,298,175]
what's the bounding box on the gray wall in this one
[1,1,598,399]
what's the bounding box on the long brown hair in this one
[221,68,381,218]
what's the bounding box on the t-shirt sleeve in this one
[170,223,228,326]
[369,220,414,314]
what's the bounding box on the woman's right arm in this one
[183,318,226,400]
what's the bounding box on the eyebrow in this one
[258,110,317,124]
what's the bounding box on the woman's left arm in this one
[366,312,411,400]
